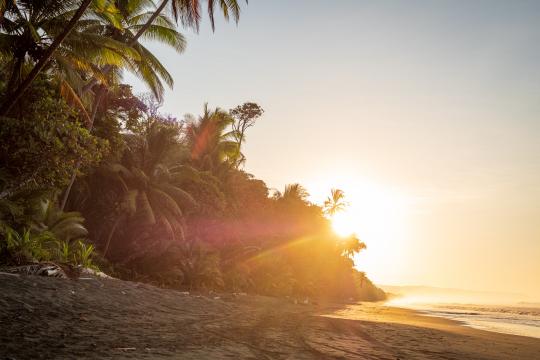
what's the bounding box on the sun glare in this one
[308,175,412,283]
[316,177,408,240]
[332,212,357,237]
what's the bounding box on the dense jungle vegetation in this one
[0,0,386,301]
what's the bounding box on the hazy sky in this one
[127,0,540,300]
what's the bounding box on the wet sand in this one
[1,273,539,359]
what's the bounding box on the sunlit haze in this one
[127,0,540,300]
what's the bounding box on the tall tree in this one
[230,102,263,167]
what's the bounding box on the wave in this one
[413,303,540,339]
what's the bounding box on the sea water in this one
[398,302,540,339]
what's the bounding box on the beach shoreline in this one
[386,302,540,339]
[1,273,539,359]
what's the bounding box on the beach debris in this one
[0,263,115,281]
[80,267,114,279]
[1,263,71,278]
[179,291,190,295]
[16,300,35,312]
[213,296,221,300]
[115,347,136,351]
[0,271,20,277]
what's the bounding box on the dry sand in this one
[1,273,539,359]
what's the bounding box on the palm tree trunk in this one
[0,177,34,200]
[103,216,122,257]
[59,86,106,211]
[6,56,23,91]
[130,0,170,45]
[0,0,93,117]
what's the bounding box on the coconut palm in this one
[90,0,187,101]
[100,122,196,257]
[323,188,348,216]
[0,0,247,115]
[80,0,247,95]
[0,0,139,114]
[135,0,245,42]
[0,0,96,115]
[59,1,189,210]
[185,104,242,175]
[273,183,310,202]
[338,233,366,258]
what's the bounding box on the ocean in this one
[394,302,540,339]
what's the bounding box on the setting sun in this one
[2,1,540,357]
[332,212,357,237]
[309,176,411,284]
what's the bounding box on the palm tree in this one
[92,0,187,101]
[273,183,310,202]
[59,1,188,210]
[338,233,366,258]
[323,188,348,216]
[185,104,242,175]
[1,0,246,115]
[100,122,196,257]
[80,0,246,95]
[0,0,95,115]
[0,0,139,114]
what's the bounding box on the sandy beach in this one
[0,273,538,359]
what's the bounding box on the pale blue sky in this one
[127,0,540,299]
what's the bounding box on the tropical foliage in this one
[324,188,349,216]
[0,0,385,301]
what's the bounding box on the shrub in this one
[0,78,107,196]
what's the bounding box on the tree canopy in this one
[0,0,385,302]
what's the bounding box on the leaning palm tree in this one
[0,0,247,115]
[80,0,246,95]
[0,0,95,115]
[90,0,187,101]
[59,0,189,209]
[323,188,348,216]
[0,0,138,115]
